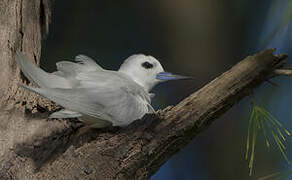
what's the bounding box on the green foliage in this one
[245,105,291,176]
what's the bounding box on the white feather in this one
[15,51,71,88]
[16,51,176,128]
[49,109,82,119]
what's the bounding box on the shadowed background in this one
[41,0,291,179]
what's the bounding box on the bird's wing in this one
[74,54,103,70]
[19,71,152,126]
[54,55,103,78]
[19,85,112,120]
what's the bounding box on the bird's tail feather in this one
[17,83,43,96]
[15,51,71,88]
[49,109,82,119]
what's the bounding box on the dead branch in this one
[0,0,288,180]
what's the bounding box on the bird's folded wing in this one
[19,84,151,126]
[74,54,103,70]
[19,85,112,120]
[54,55,103,78]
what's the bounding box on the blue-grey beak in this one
[156,72,193,81]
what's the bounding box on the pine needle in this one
[245,105,291,176]
[260,118,271,148]
[246,107,255,160]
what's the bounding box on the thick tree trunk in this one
[0,0,288,180]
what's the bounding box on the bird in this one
[15,51,191,129]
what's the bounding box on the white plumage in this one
[16,52,190,128]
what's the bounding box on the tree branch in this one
[2,49,287,180]
[0,1,289,179]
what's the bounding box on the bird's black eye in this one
[141,61,153,69]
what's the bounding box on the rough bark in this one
[0,0,288,180]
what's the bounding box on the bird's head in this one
[118,54,192,92]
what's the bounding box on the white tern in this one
[16,52,191,129]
